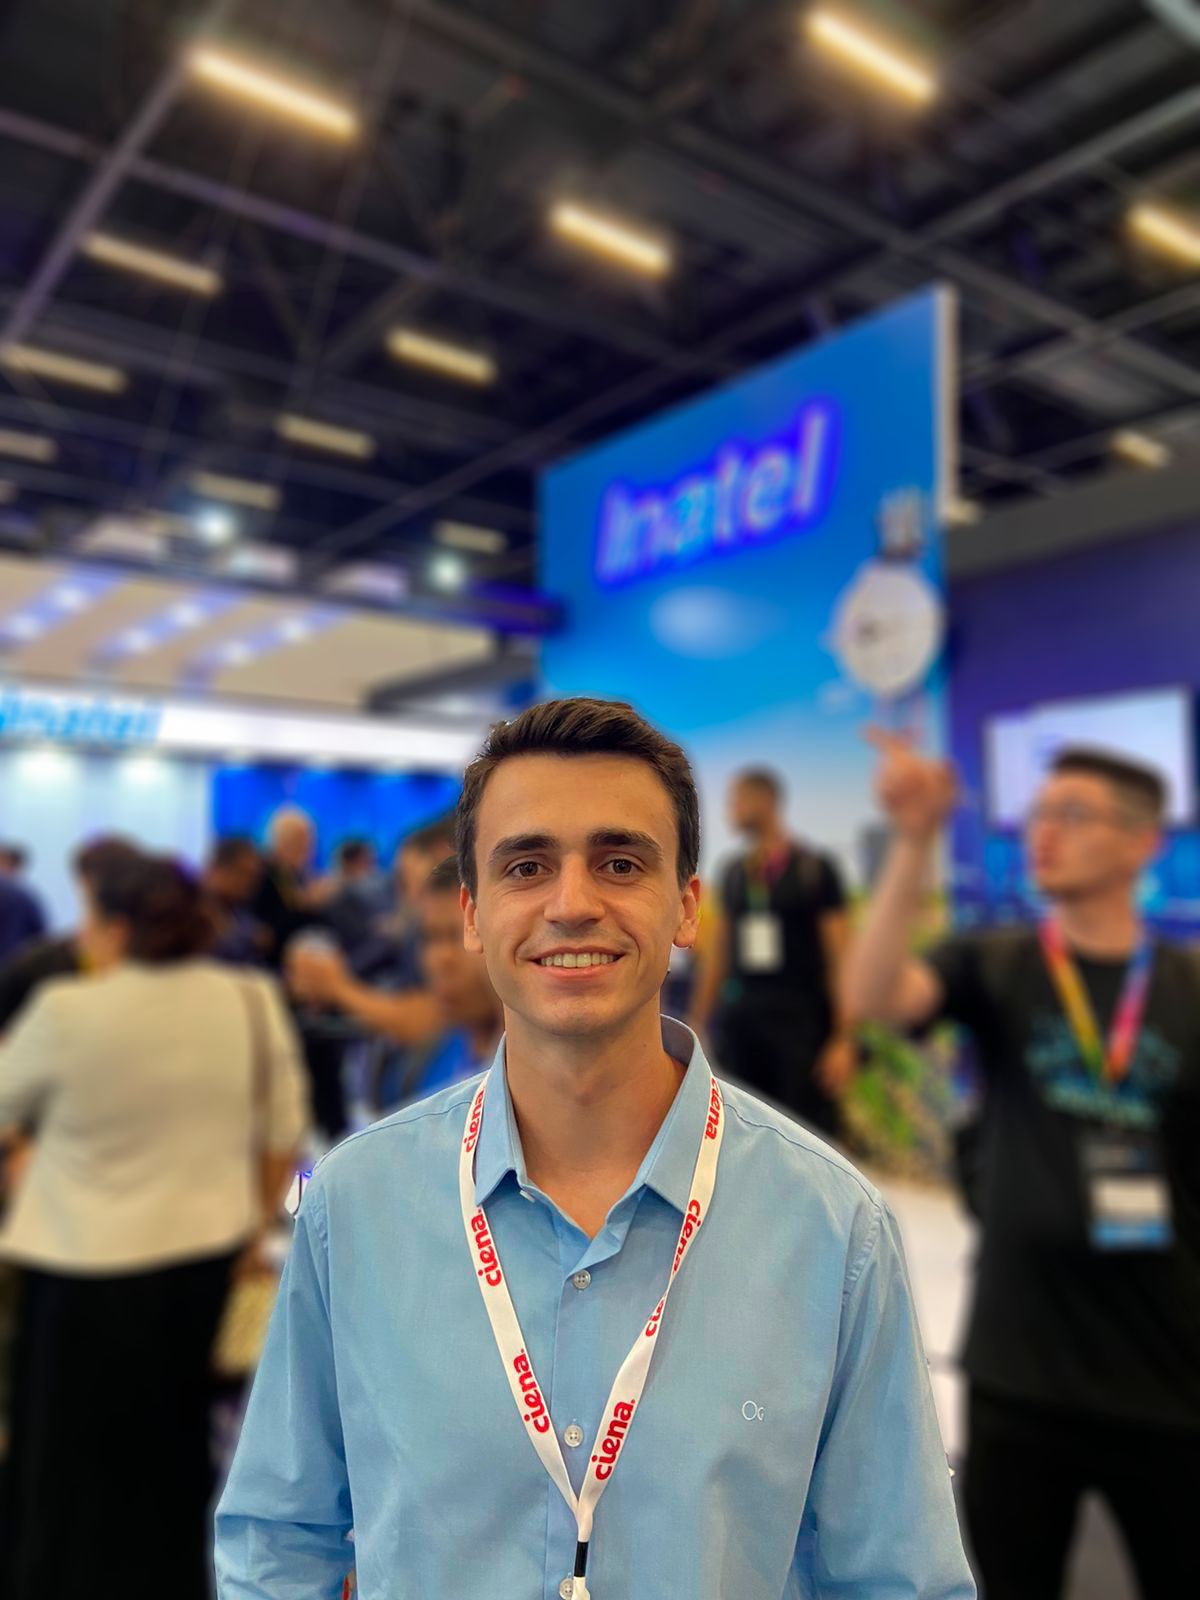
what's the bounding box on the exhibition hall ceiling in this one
[0,0,1196,604]
[0,552,496,710]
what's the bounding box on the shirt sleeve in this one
[255,974,311,1154]
[921,934,993,1033]
[0,949,39,1034]
[0,983,64,1125]
[25,892,47,943]
[215,1176,354,1598]
[815,854,847,914]
[796,1200,976,1598]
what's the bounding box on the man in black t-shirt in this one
[844,735,1200,1599]
[689,768,854,1132]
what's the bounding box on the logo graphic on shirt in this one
[591,1401,636,1479]
[672,1199,703,1274]
[469,1210,503,1288]
[1026,1014,1181,1128]
[513,1350,551,1434]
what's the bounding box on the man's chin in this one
[510,991,642,1041]
[1033,872,1084,903]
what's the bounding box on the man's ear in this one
[462,884,484,954]
[672,874,702,951]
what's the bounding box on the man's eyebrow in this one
[588,829,664,861]
[486,829,665,865]
[488,832,556,865]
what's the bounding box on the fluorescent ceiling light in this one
[434,520,508,555]
[321,562,409,603]
[806,9,937,105]
[187,46,358,140]
[7,614,42,641]
[190,470,281,511]
[1128,202,1200,267]
[75,515,167,561]
[386,328,497,386]
[549,202,672,277]
[943,495,982,527]
[169,601,208,629]
[0,429,57,463]
[195,507,237,546]
[81,232,221,295]
[277,412,374,459]
[429,552,467,592]
[219,542,298,583]
[279,617,313,644]
[221,641,254,667]
[0,344,127,393]
[120,630,154,655]
[1111,429,1171,469]
[49,584,90,612]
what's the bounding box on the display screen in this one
[986,687,1195,827]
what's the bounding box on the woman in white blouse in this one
[0,849,308,1600]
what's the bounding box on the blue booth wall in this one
[211,766,462,870]
[541,290,952,885]
[0,752,463,930]
[948,519,1200,935]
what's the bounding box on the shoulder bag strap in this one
[237,977,271,1229]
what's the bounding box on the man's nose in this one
[543,855,604,926]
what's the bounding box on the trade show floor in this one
[878,1175,1140,1600]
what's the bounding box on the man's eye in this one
[507,860,543,880]
[605,858,639,876]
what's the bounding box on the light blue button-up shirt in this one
[216,1019,975,1599]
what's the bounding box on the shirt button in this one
[571,1270,592,1291]
[559,1580,575,1599]
[563,1423,585,1449]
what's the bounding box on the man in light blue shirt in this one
[216,698,974,1599]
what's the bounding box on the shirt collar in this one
[472,1016,712,1216]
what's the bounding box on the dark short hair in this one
[336,837,374,870]
[1051,747,1167,824]
[455,698,699,897]
[71,835,143,886]
[424,854,462,895]
[735,767,784,803]
[89,852,216,964]
[208,835,260,871]
[404,815,456,858]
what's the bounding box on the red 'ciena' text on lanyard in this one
[459,1066,725,1598]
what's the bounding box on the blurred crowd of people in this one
[0,721,1195,1600]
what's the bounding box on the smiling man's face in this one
[463,752,700,1045]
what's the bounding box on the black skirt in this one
[0,1249,237,1600]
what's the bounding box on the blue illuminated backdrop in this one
[541,289,954,882]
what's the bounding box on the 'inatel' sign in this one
[594,400,839,585]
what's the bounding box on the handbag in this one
[212,978,279,1380]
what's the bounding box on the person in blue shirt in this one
[290,852,503,1104]
[398,853,503,1101]
[216,698,975,1600]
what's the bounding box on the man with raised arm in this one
[844,731,1200,1599]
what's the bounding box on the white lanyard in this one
[459,1064,725,1599]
